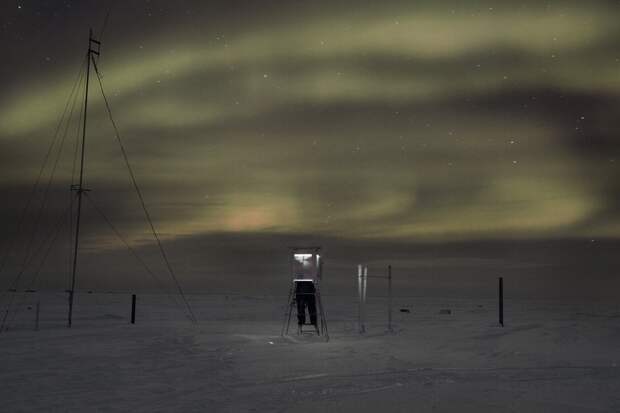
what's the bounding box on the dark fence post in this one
[388,265,393,332]
[498,277,504,327]
[35,300,40,331]
[131,294,136,324]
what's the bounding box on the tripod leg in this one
[286,298,295,335]
[315,287,329,341]
[281,284,294,336]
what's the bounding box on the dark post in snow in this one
[498,277,504,327]
[131,294,136,324]
[35,300,40,331]
[387,265,393,333]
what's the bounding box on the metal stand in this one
[282,280,329,340]
[281,247,329,341]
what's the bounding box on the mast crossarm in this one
[70,184,90,193]
[88,34,101,56]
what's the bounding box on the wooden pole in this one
[387,265,393,332]
[131,294,136,324]
[499,277,504,327]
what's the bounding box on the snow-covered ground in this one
[1,292,619,412]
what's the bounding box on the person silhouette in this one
[295,280,317,332]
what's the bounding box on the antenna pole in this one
[68,29,99,328]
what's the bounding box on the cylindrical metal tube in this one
[358,265,364,333]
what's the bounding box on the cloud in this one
[3,3,619,134]
[1,0,619,257]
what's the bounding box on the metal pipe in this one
[358,264,364,333]
[68,29,94,328]
[360,266,367,333]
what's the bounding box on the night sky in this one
[1,1,619,297]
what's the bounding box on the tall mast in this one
[68,29,100,328]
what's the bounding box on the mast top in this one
[89,29,101,57]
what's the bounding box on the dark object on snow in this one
[25,289,36,293]
[87,290,93,294]
[499,276,504,327]
[131,294,136,324]
[399,308,411,313]
[439,309,452,315]
[295,281,317,326]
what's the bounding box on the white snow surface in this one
[1,292,619,412]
